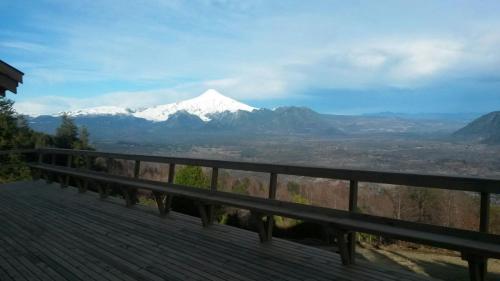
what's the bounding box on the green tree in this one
[0,97,43,150]
[408,188,439,223]
[175,166,209,188]
[74,126,92,150]
[0,97,42,183]
[274,193,310,228]
[55,114,78,149]
[171,165,228,222]
[0,98,18,150]
[1,97,93,183]
[287,181,300,195]
[34,133,52,148]
[232,178,250,195]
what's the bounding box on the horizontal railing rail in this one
[0,149,38,168]
[0,149,37,156]
[38,148,500,193]
[37,148,499,231]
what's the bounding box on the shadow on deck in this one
[0,180,437,281]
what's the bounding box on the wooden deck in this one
[0,181,437,281]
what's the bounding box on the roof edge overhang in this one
[0,60,24,97]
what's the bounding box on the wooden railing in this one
[3,147,500,232]
[36,148,499,227]
[2,147,500,281]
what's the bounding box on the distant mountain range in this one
[57,89,256,122]
[453,111,500,144]
[27,89,472,143]
[364,112,481,122]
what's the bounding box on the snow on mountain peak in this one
[58,106,132,117]
[133,89,256,122]
[199,88,225,98]
[53,89,256,122]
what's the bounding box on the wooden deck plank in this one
[0,231,58,281]
[0,182,418,280]
[0,184,333,281]
[0,186,376,280]
[0,179,430,280]
[0,200,167,281]
[0,181,438,281]
[52,189,428,281]
[0,194,302,281]
[0,195,251,281]
[23,190,393,281]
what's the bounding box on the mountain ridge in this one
[453,111,500,143]
[57,89,257,122]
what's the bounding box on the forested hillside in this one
[0,97,92,183]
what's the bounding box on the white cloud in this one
[0,41,47,52]
[349,53,388,69]
[14,87,199,116]
[203,70,290,100]
[384,40,463,80]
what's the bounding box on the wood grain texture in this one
[28,163,500,258]
[0,181,437,281]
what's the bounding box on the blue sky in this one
[1,0,500,116]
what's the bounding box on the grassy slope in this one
[357,245,500,281]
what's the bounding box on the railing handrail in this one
[35,147,500,194]
[0,149,37,156]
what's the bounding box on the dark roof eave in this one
[0,60,24,84]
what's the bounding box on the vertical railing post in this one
[268,173,277,199]
[478,192,490,279]
[347,180,358,264]
[461,191,491,281]
[134,160,141,179]
[125,159,139,207]
[46,153,56,184]
[32,150,43,181]
[37,150,43,164]
[480,192,490,233]
[263,173,278,241]
[85,155,91,170]
[125,159,141,207]
[80,154,91,193]
[157,163,175,215]
[66,154,72,168]
[211,167,218,192]
[62,154,72,188]
[106,157,113,173]
[168,163,175,184]
[198,166,219,226]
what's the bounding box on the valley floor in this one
[96,136,500,178]
[356,245,500,281]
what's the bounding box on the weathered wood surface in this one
[27,163,500,259]
[0,181,437,281]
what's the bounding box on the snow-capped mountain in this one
[134,89,256,122]
[59,89,256,122]
[58,106,133,117]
